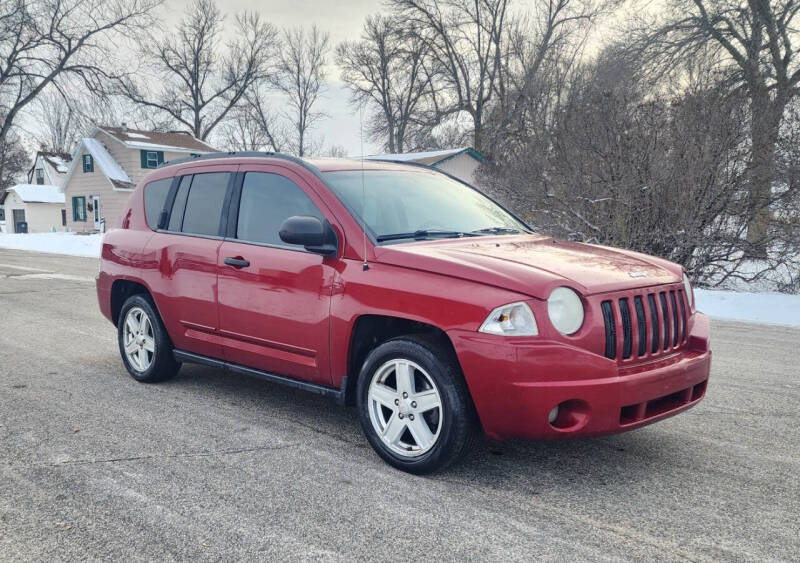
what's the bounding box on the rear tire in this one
[118,294,180,383]
[357,335,476,474]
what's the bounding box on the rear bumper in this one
[96,272,113,324]
[448,313,711,441]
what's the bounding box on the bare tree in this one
[218,89,286,153]
[483,48,799,289]
[0,0,159,145]
[389,0,509,155]
[273,26,330,157]
[324,144,349,158]
[629,0,800,254]
[0,131,27,193]
[32,91,82,153]
[115,0,278,141]
[337,15,436,153]
[487,0,609,156]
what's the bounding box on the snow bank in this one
[0,232,101,258]
[695,289,800,327]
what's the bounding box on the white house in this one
[61,126,216,233]
[27,150,72,187]
[0,184,66,233]
[367,147,488,187]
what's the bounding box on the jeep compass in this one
[96,153,711,473]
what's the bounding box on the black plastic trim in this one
[669,290,680,347]
[601,301,616,359]
[634,295,647,357]
[659,292,670,349]
[619,298,632,359]
[173,349,344,400]
[648,293,660,353]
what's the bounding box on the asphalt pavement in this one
[0,248,798,561]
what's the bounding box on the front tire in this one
[357,336,476,474]
[118,294,180,383]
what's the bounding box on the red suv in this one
[97,153,711,473]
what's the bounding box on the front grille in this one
[601,286,689,361]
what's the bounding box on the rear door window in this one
[167,175,192,231]
[236,172,322,247]
[168,173,230,236]
[144,178,173,229]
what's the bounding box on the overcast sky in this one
[164,0,385,155]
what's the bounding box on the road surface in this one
[0,248,798,561]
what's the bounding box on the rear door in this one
[216,166,339,386]
[145,168,235,359]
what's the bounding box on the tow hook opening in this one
[548,399,590,431]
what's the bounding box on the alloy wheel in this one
[367,359,443,458]
[123,306,155,372]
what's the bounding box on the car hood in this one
[373,235,682,299]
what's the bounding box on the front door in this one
[217,167,338,386]
[12,209,26,233]
[92,196,101,231]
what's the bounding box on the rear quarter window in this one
[143,178,173,229]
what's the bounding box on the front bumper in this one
[448,313,711,441]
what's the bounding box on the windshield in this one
[322,169,530,243]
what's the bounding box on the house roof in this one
[8,184,65,204]
[367,147,488,166]
[98,126,216,153]
[41,151,72,173]
[83,138,133,185]
[60,137,135,191]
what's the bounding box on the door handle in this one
[224,257,250,268]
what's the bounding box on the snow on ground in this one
[0,232,101,258]
[695,289,800,327]
[0,232,797,327]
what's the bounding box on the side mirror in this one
[279,215,338,256]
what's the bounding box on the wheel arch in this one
[343,314,464,407]
[110,277,157,327]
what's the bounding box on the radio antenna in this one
[359,105,369,271]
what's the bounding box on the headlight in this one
[479,302,538,336]
[683,273,694,310]
[547,287,584,335]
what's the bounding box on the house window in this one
[61,209,67,226]
[35,168,44,184]
[0,208,4,221]
[72,196,87,222]
[82,154,94,173]
[141,150,164,169]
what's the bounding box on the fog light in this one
[548,406,559,424]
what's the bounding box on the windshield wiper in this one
[470,226,523,235]
[376,229,477,242]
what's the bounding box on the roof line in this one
[98,125,216,152]
[430,147,488,166]
[60,137,133,192]
[160,151,329,183]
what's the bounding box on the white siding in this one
[63,132,192,232]
[434,153,482,187]
[0,191,65,233]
